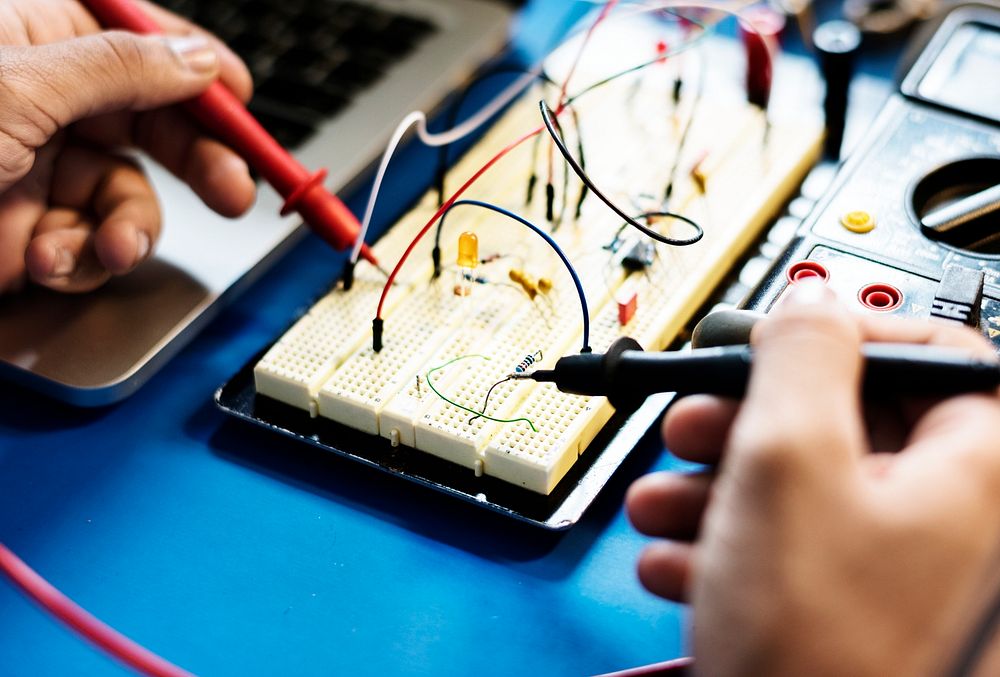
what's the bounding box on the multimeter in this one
[744,4,1000,338]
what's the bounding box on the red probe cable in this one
[0,542,193,677]
[79,0,377,266]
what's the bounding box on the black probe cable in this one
[513,333,1000,411]
[540,100,704,247]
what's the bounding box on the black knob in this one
[814,20,861,161]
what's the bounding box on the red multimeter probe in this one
[81,0,378,266]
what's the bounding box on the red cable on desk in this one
[0,542,193,677]
[80,0,378,266]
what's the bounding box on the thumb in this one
[731,280,868,479]
[2,32,219,140]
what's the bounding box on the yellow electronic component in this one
[457,231,479,269]
[509,269,539,300]
[690,150,709,194]
[841,210,876,233]
[538,278,553,294]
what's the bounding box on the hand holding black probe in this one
[623,279,1000,675]
[512,290,1000,410]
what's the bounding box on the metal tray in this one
[215,353,672,530]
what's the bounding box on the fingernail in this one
[786,279,832,306]
[52,248,76,277]
[135,231,151,265]
[166,36,218,73]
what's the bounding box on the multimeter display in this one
[917,22,1000,123]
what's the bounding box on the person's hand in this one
[627,281,1000,675]
[0,0,256,294]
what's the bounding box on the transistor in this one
[622,241,655,272]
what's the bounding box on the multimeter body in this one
[744,4,1000,341]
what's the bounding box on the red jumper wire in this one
[373,0,620,350]
[81,0,378,266]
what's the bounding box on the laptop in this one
[0,0,517,405]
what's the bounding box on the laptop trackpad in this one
[0,260,208,392]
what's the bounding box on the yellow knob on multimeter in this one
[841,210,876,233]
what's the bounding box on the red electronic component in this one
[618,291,638,326]
[655,39,670,64]
[80,0,377,265]
[738,6,785,111]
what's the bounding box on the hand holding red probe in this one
[0,0,260,294]
[0,0,377,295]
[81,0,378,267]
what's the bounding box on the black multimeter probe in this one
[510,311,1000,410]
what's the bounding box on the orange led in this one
[457,232,479,269]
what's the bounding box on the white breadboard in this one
[255,36,823,494]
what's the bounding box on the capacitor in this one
[457,232,479,269]
[618,291,638,326]
[738,6,785,111]
[814,20,861,161]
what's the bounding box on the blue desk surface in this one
[0,2,899,674]
[0,3,694,675]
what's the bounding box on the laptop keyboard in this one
[156,0,437,148]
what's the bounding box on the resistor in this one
[509,268,539,300]
[514,350,543,374]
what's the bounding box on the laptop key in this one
[256,78,350,117]
[246,105,316,149]
[156,0,439,141]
